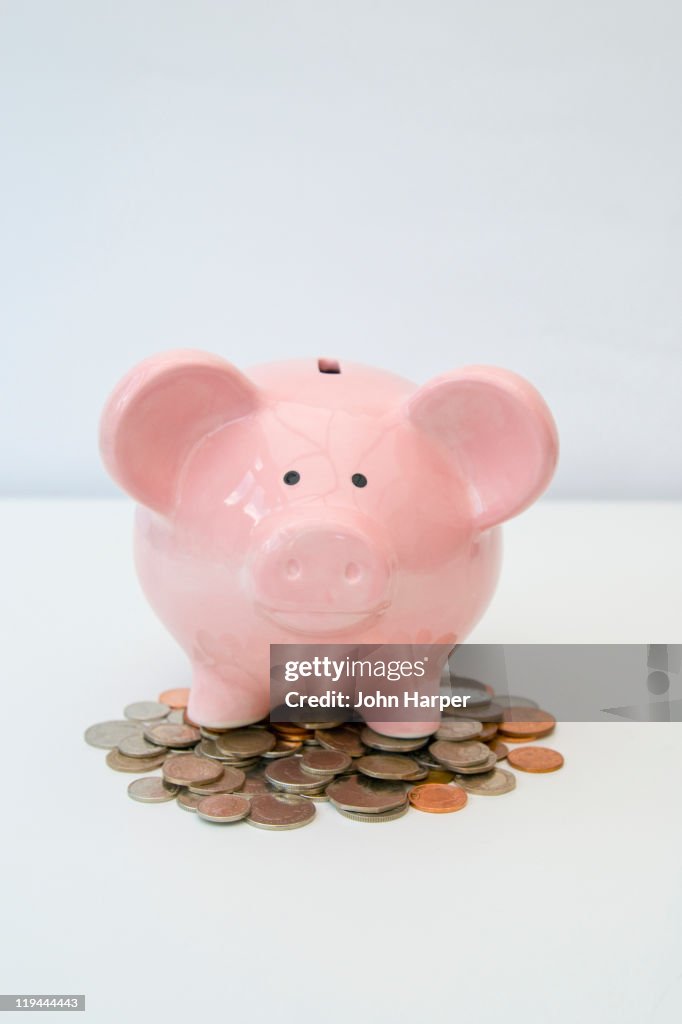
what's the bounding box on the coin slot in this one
[318,358,341,374]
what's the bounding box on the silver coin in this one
[188,766,246,795]
[143,723,201,748]
[199,726,231,739]
[84,720,141,749]
[196,738,232,761]
[127,777,178,803]
[403,764,429,781]
[335,802,409,823]
[118,733,167,758]
[434,720,483,742]
[413,750,446,771]
[216,729,276,758]
[196,793,251,823]
[166,708,186,724]
[265,756,334,793]
[445,750,498,774]
[356,754,420,781]
[429,739,491,769]
[453,767,517,795]
[448,702,505,723]
[247,793,316,830]
[326,774,408,813]
[360,727,430,753]
[261,740,304,760]
[106,749,166,773]
[124,701,170,722]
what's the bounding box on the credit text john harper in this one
[284,691,471,710]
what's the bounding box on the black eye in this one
[283,470,300,485]
[351,473,368,488]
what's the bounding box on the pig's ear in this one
[406,366,558,530]
[100,350,260,514]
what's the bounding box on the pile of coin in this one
[84,685,564,829]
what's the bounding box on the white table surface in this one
[1,499,681,1023]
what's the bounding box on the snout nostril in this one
[285,559,301,580]
[345,561,362,583]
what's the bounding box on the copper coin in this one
[502,733,541,744]
[197,793,251,823]
[177,789,205,812]
[261,739,304,759]
[188,765,245,794]
[300,748,352,775]
[498,708,556,739]
[326,775,408,813]
[240,770,272,796]
[409,783,468,814]
[105,749,166,773]
[158,687,190,709]
[271,723,308,738]
[162,753,224,786]
[507,746,564,773]
[144,723,201,748]
[316,727,366,758]
[247,793,316,830]
[424,769,454,784]
[478,722,498,742]
[488,738,509,760]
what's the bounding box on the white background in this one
[1,0,680,498]
[1,6,681,1022]
[1,500,681,1022]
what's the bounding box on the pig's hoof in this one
[187,682,269,730]
[362,718,440,739]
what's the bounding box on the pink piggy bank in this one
[100,353,558,735]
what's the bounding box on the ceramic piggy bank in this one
[100,353,558,734]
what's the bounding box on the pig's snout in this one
[251,524,392,634]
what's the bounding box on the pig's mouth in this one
[256,603,390,636]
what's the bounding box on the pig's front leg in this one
[361,715,440,739]
[187,663,269,730]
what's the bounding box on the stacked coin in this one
[84,685,563,829]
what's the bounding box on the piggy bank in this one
[100,353,558,734]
